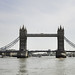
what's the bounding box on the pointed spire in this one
[58,26,60,31]
[62,26,64,30]
[20,26,21,30]
[22,25,24,29]
[25,27,27,31]
[25,26,27,34]
[60,25,62,30]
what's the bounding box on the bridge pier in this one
[56,26,66,58]
[17,25,28,58]
[17,51,28,58]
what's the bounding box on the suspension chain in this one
[64,36,75,48]
[0,37,19,50]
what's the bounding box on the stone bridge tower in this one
[17,25,28,58]
[56,26,66,58]
[19,25,27,51]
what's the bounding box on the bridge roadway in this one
[28,50,75,53]
[0,50,75,53]
[27,34,58,37]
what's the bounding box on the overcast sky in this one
[0,0,75,50]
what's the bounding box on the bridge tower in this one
[19,25,27,51]
[17,25,28,58]
[56,26,66,58]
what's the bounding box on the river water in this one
[0,56,75,75]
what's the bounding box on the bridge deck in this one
[27,34,58,37]
[0,50,75,53]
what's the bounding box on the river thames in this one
[0,56,75,75]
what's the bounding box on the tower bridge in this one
[0,25,75,58]
[18,25,65,58]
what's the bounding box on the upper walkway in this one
[27,34,58,37]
